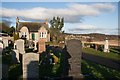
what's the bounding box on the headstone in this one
[12,49,20,63]
[38,38,46,53]
[82,42,84,48]
[104,38,109,53]
[22,53,39,79]
[15,39,25,54]
[66,39,83,79]
[29,40,34,49]
[3,39,8,48]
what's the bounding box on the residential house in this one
[16,17,50,42]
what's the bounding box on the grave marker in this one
[15,39,25,54]
[3,39,8,48]
[22,53,39,79]
[38,38,46,53]
[66,39,83,79]
[104,37,109,53]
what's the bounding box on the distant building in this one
[16,17,50,42]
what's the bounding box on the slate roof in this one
[17,22,49,32]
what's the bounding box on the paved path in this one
[82,52,120,71]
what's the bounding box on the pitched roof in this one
[17,22,49,32]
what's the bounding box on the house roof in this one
[17,22,49,32]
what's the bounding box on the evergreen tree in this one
[50,16,64,43]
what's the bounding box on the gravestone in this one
[104,37,109,53]
[12,49,20,63]
[38,38,46,53]
[3,39,8,48]
[66,39,83,79]
[22,53,39,79]
[29,40,34,49]
[15,39,25,54]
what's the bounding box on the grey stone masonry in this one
[66,39,83,79]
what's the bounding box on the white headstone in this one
[82,42,84,48]
[22,53,39,79]
[15,39,25,54]
[3,39,8,48]
[104,38,109,53]
[14,42,17,49]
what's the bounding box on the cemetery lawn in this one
[81,60,120,79]
[82,48,120,61]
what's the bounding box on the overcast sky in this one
[1,2,119,35]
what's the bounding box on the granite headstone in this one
[66,39,83,79]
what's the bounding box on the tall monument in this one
[104,37,109,53]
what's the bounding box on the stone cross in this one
[66,39,83,79]
[104,37,109,53]
[22,53,39,79]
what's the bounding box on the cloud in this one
[68,24,97,31]
[2,18,13,26]
[67,23,118,34]
[1,3,115,23]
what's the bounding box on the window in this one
[40,32,47,38]
[21,32,27,38]
[32,33,35,40]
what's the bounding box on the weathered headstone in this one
[12,49,20,63]
[3,39,8,48]
[104,37,109,53]
[38,39,46,53]
[66,39,83,79]
[22,53,39,79]
[15,39,25,54]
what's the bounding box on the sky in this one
[1,2,119,35]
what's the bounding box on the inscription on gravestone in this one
[66,39,83,79]
[22,53,39,79]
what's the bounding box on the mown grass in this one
[82,48,120,61]
[81,60,120,80]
